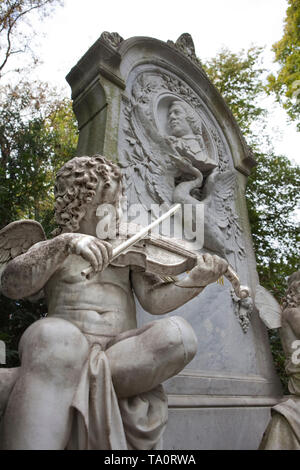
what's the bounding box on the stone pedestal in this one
[66,32,282,450]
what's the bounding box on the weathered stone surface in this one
[165,405,273,450]
[65,32,282,449]
[260,270,300,450]
[255,284,282,329]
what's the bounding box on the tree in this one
[203,46,266,142]
[0,80,78,230]
[0,0,62,78]
[267,0,300,129]
[0,1,73,368]
[203,47,299,391]
[246,151,299,299]
[0,80,78,366]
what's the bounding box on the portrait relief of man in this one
[166,100,217,173]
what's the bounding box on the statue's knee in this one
[168,316,198,364]
[19,318,88,378]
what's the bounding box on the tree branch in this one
[0,0,60,76]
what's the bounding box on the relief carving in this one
[167,33,203,69]
[119,68,246,265]
[100,31,124,49]
[231,289,254,333]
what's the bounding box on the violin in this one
[81,204,250,300]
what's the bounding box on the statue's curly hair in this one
[53,155,122,234]
[282,270,300,309]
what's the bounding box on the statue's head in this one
[283,270,300,309]
[54,155,123,234]
[167,100,202,138]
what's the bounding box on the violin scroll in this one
[224,266,250,299]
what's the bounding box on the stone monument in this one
[65,32,282,449]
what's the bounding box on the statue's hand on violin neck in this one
[179,253,228,289]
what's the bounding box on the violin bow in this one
[81,203,250,300]
[81,203,181,279]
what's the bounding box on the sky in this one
[27,0,300,164]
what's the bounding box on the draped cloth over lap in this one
[66,341,168,450]
[259,396,300,450]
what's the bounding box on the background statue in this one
[259,270,300,449]
[0,155,229,450]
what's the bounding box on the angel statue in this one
[259,270,300,450]
[0,154,229,450]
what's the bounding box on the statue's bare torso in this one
[46,255,137,336]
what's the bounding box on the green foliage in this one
[268,329,289,394]
[0,80,78,366]
[0,0,73,369]
[0,295,47,367]
[0,80,78,232]
[267,0,300,129]
[246,152,299,300]
[203,47,266,140]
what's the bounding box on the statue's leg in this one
[106,315,197,398]
[0,368,19,418]
[0,317,88,450]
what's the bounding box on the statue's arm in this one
[131,253,228,315]
[1,233,112,300]
[131,270,203,315]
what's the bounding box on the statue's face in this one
[168,103,192,137]
[107,178,121,205]
[81,169,122,230]
[93,172,121,207]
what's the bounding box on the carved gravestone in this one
[66,32,282,449]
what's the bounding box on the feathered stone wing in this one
[0,220,46,291]
[212,170,237,229]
